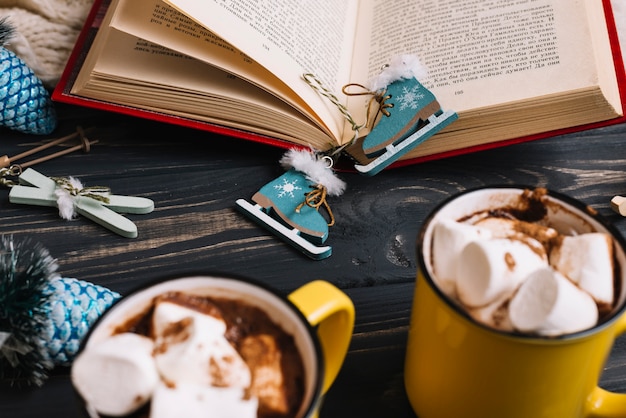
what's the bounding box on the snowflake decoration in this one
[397,85,426,111]
[274,178,302,198]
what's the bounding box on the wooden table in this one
[2,103,626,417]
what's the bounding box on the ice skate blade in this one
[236,198,332,260]
[355,110,458,176]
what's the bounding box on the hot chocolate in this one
[72,291,305,418]
[429,188,619,336]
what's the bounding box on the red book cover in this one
[53,0,626,169]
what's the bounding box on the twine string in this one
[303,74,395,158]
[295,185,335,226]
[52,177,111,204]
[302,73,366,156]
[342,83,394,125]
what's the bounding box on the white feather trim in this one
[279,148,346,196]
[367,54,428,92]
[54,176,82,220]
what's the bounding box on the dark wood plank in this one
[1,103,626,417]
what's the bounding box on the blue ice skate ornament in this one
[0,235,120,387]
[353,54,458,176]
[0,18,57,135]
[236,148,346,260]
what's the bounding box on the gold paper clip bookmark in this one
[0,126,97,170]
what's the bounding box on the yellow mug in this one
[404,186,626,418]
[73,274,355,418]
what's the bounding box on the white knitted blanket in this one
[0,0,94,87]
[0,0,625,88]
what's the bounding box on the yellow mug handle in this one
[587,312,626,417]
[288,280,355,393]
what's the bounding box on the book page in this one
[350,0,618,116]
[84,35,335,144]
[110,1,294,110]
[70,0,335,147]
[111,0,359,145]
[585,0,624,115]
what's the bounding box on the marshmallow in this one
[611,195,626,216]
[152,299,227,336]
[152,301,251,389]
[71,333,159,416]
[549,233,614,306]
[431,218,492,293]
[509,267,599,336]
[456,238,547,307]
[468,295,514,332]
[150,381,258,418]
[240,334,291,415]
[474,217,558,251]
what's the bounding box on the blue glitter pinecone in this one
[38,277,120,366]
[0,235,120,387]
[0,45,57,135]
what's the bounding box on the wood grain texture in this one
[1,103,626,417]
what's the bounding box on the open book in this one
[53,0,626,169]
